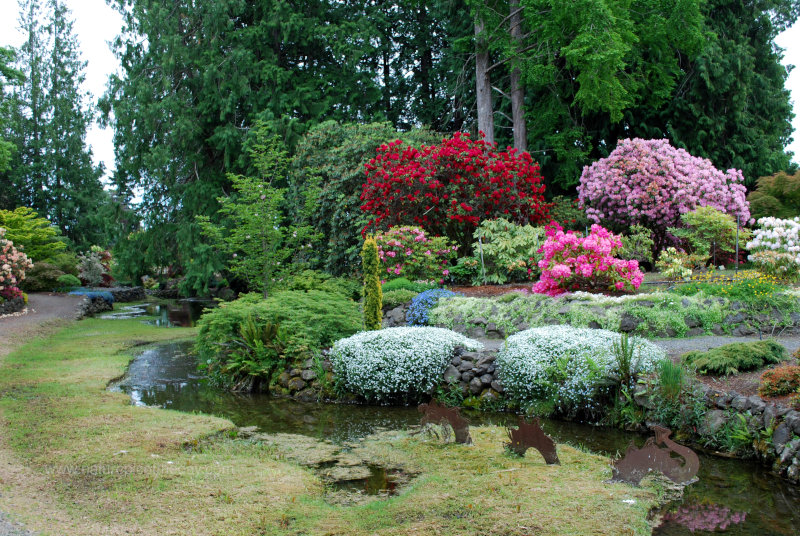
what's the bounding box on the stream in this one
[107,340,800,535]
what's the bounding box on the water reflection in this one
[101,299,215,327]
[111,341,800,535]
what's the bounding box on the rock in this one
[711,324,725,335]
[458,381,470,395]
[732,325,756,336]
[443,365,460,384]
[619,312,641,333]
[469,377,483,395]
[461,351,480,362]
[0,297,24,315]
[461,371,475,382]
[681,298,691,308]
[472,317,487,325]
[699,410,729,436]
[479,374,493,385]
[287,377,307,392]
[779,439,800,465]
[301,369,317,381]
[684,315,701,328]
[747,396,766,414]
[477,354,496,366]
[791,312,800,324]
[730,396,748,411]
[638,300,655,308]
[730,301,745,311]
[486,364,495,374]
[277,371,291,388]
[294,388,317,402]
[303,358,316,369]
[457,361,473,373]
[772,423,792,454]
[490,380,504,393]
[686,328,705,337]
[450,356,462,367]
[479,389,500,402]
[632,384,654,409]
[785,411,800,435]
[763,405,779,428]
[588,321,602,329]
[787,462,799,482]
[515,322,529,332]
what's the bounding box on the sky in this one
[1,0,800,182]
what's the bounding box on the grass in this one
[0,316,658,535]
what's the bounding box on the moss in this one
[682,340,789,375]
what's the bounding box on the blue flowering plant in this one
[405,288,461,326]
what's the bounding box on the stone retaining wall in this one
[99,286,146,303]
[77,296,113,318]
[0,297,25,315]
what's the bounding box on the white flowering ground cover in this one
[330,326,483,402]
[497,325,665,415]
[747,217,800,259]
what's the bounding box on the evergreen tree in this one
[0,47,24,176]
[1,0,110,249]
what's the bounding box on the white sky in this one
[1,0,800,182]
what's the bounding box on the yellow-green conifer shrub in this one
[361,236,382,330]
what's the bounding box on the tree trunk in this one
[474,15,494,144]
[509,0,526,152]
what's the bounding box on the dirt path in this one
[0,294,85,536]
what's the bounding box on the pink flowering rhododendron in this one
[0,227,33,299]
[577,138,751,254]
[532,223,644,296]
[374,226,457,282]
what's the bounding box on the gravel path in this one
[0,293,85,536]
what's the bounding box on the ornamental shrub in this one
[668,206,751,266]
[382,289,418,309]
[472,218,546,284]
[577,138,751,255]
[0,227,33,293]
[746,217,800,279]
[497,326,665,417]
[374,226,457,282]
[330,326,483,403]
[406,288,461,326]
[361,132,550,252]
[56,274,81,288]
[0,207,66,261]
[23,263,66,291]
[532,223,644,296]
[682,340,787,375]
[655,248,694,281]
[361,237,383,330]
[758,365,800,397]
[196,291,361,387]
[382,277,437,293]
[747,170,800,221]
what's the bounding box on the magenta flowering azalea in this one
[578,138,751,254]
[532,223,644,296]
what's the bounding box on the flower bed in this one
[330,326,482,403]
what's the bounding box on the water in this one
[111,342,800,532]
[101,299,215,327]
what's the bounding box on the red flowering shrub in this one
[360,133,550,251]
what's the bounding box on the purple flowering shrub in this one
[532,223,644,296]
[578,138,751,254]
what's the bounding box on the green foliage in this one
[471,218,545,284]
[382,289,418,309]
[381,277,438,293]
[0,207,66,261]
[289,121,439,275]
[0,46,23,175]
[362,237,383,330]
[222,317,289,392]
[657,360,685,402]
[43,252,78,276]
[283,270,361,301]
[447,256,480,285]
[2,1,111,249]
[671,272,788,306]
[77,251,106,287]
[612,333,635,389]
[55,273,81,288]
[20,262,64,292]
[747,170,800,220]
[682,340,788,375]
[196,291,361,382]
[620,225,654,266]
[668,206,750,266]
[198,125,316,296]
[548,196,591,232]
